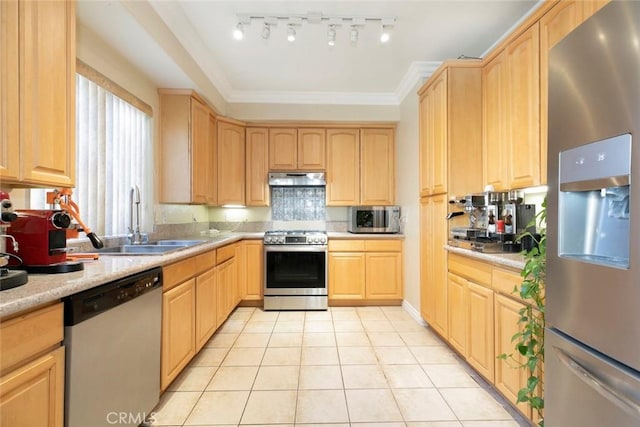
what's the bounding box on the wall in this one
[227,103,401,123]
[395,82,422,316]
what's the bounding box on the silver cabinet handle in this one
[554,346,640,419]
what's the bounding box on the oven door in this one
[264,245,327,296]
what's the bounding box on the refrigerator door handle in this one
[554,346,640,419]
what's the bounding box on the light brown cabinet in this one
[240,240,264,302]
[160,91,215,204]
[418,63,483,198]
[360,128,395,205]
[328,239,403,302]
[298,128,326,170]
[245,128,270,206]
[269,128,298,170]
[1,0,75,187]
[326,129,360,206]
[0,303,65,427]
[467,281,494,382]
[195,267,217,352]
[216,256,237,326]
[447,273,468,356]
[217,120,246,206]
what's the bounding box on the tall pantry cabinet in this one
[418,61,483,339]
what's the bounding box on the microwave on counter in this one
[347,206,401,234]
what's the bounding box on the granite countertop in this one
[328,232,404,239]
[444,244,527,271]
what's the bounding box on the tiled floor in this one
[150,306,529,427]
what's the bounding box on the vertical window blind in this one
[32,74,152,237]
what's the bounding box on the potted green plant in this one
[498,198,546,427]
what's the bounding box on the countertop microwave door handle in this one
[554,346,640,419]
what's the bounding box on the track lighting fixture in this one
[232,13,396,47]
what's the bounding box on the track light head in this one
[327,24,336,46]
[287,24,296,42]
[350,26,359,44]
[262,23,271,40]
[233,23,244,41]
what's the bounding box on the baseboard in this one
[401,300,428,326]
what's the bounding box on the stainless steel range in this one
[263,230,328,311]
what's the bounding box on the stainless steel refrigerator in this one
[546,2,640,426]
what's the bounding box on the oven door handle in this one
[264,245,327,253]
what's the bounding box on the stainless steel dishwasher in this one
[63,267,162,427]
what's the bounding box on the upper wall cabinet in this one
[326,129,360,206]
[246,127,269,207]
[268,127,326,171]
[419,62,483,198]
[360,128,395,205]
[1,0,76,188]
[217,120,246,206]
[159,91,215,204]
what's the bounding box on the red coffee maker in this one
[1,191,29,289]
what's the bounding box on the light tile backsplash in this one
[271,187,326,221]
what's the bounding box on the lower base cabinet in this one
[195,268,217,352]
[0,303,65,427]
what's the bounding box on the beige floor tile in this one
[150,391,201,426]
[392,388,457,422]
[221,347,265,366]
[461,422,520,427]
[273,320,304,333]
[298,365,343,389]
[301,346,340,365]
[367,332,405,347]
[400,331,446,346]
[241,390,297,424]
[190,348,229,367]
[253,366,299,390]
[297,424,349,427]
[205,332,238,348]
[233,333,271,348]
[374,346,418,365]
[410,346,459,364]
[304,320,334,332]
[296,390,350,423]
[362,319,396,332]
[184,391,249,425]
[351,423,406,427]
[382,365,434,388]
[406,423,462,427]
[439,388,513,421]
[305,310,333,321]
[331,310,360,321]
[333,320,365,332]
[218,319,247,333]
[336,331,370,347]
[229,309,255,321]
[244,320,276,333]
[303,332,337,347]
[345,389,403,422]
[168,367,217,392]
[262,347,302,366]
[249,309,280,322]
[338,346,378,365]
[276,311,306,321]
[356,307,387,320]
[206,366,259,391]
[269,332,303,347]
[422,364,479,388]
[381,307,415,321]
[342,364,388,389]
[392,320,428,332]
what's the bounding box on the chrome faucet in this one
[128,185,148,245]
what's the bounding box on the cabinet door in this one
[430,72,448,195]
[581,0,610,20]
[0,0,19,182]
[0,346,64,427]
[269,128,297,170]
[365,252,402,299]
[494,294,531,417]
[191,98,211,204]
[328,252,365,299]
[246,128,270,206]
[467,282,495,382]
[20,0,75,186]
[447,273,468,356]
[540,1,584,186]
[298,128,326,170]
[208,113,218,204]
[419,198,434,323]
[195,269,217,352]
[326,129,359,206]
[244,240,264,301]
[217,121,245,205]
[161,279,196,391]
[507,23,540,189]
[418,91,432,197]
[360,128,395,205]
[216,257,236,326]
[482,50,508,191]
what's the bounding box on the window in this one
[31,70,153,238]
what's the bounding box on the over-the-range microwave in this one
[347,206,401,234]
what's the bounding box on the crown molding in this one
[228,90,400,106]
[394,61,441,103]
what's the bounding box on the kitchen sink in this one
[86,239,207,256]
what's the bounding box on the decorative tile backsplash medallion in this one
[271,187,326,221]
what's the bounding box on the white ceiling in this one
[76,0,540,106]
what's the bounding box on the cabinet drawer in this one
[492,267,525,300]
[217,243,237,264]
[329,240,365,252]
[448,253,492,287]
[195,250,216,274]
[0,303,63,373]
[163,257,197,291]
[364,240,402,252]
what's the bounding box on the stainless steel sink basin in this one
[86,239,207,256]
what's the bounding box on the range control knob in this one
[52,212,72,229]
